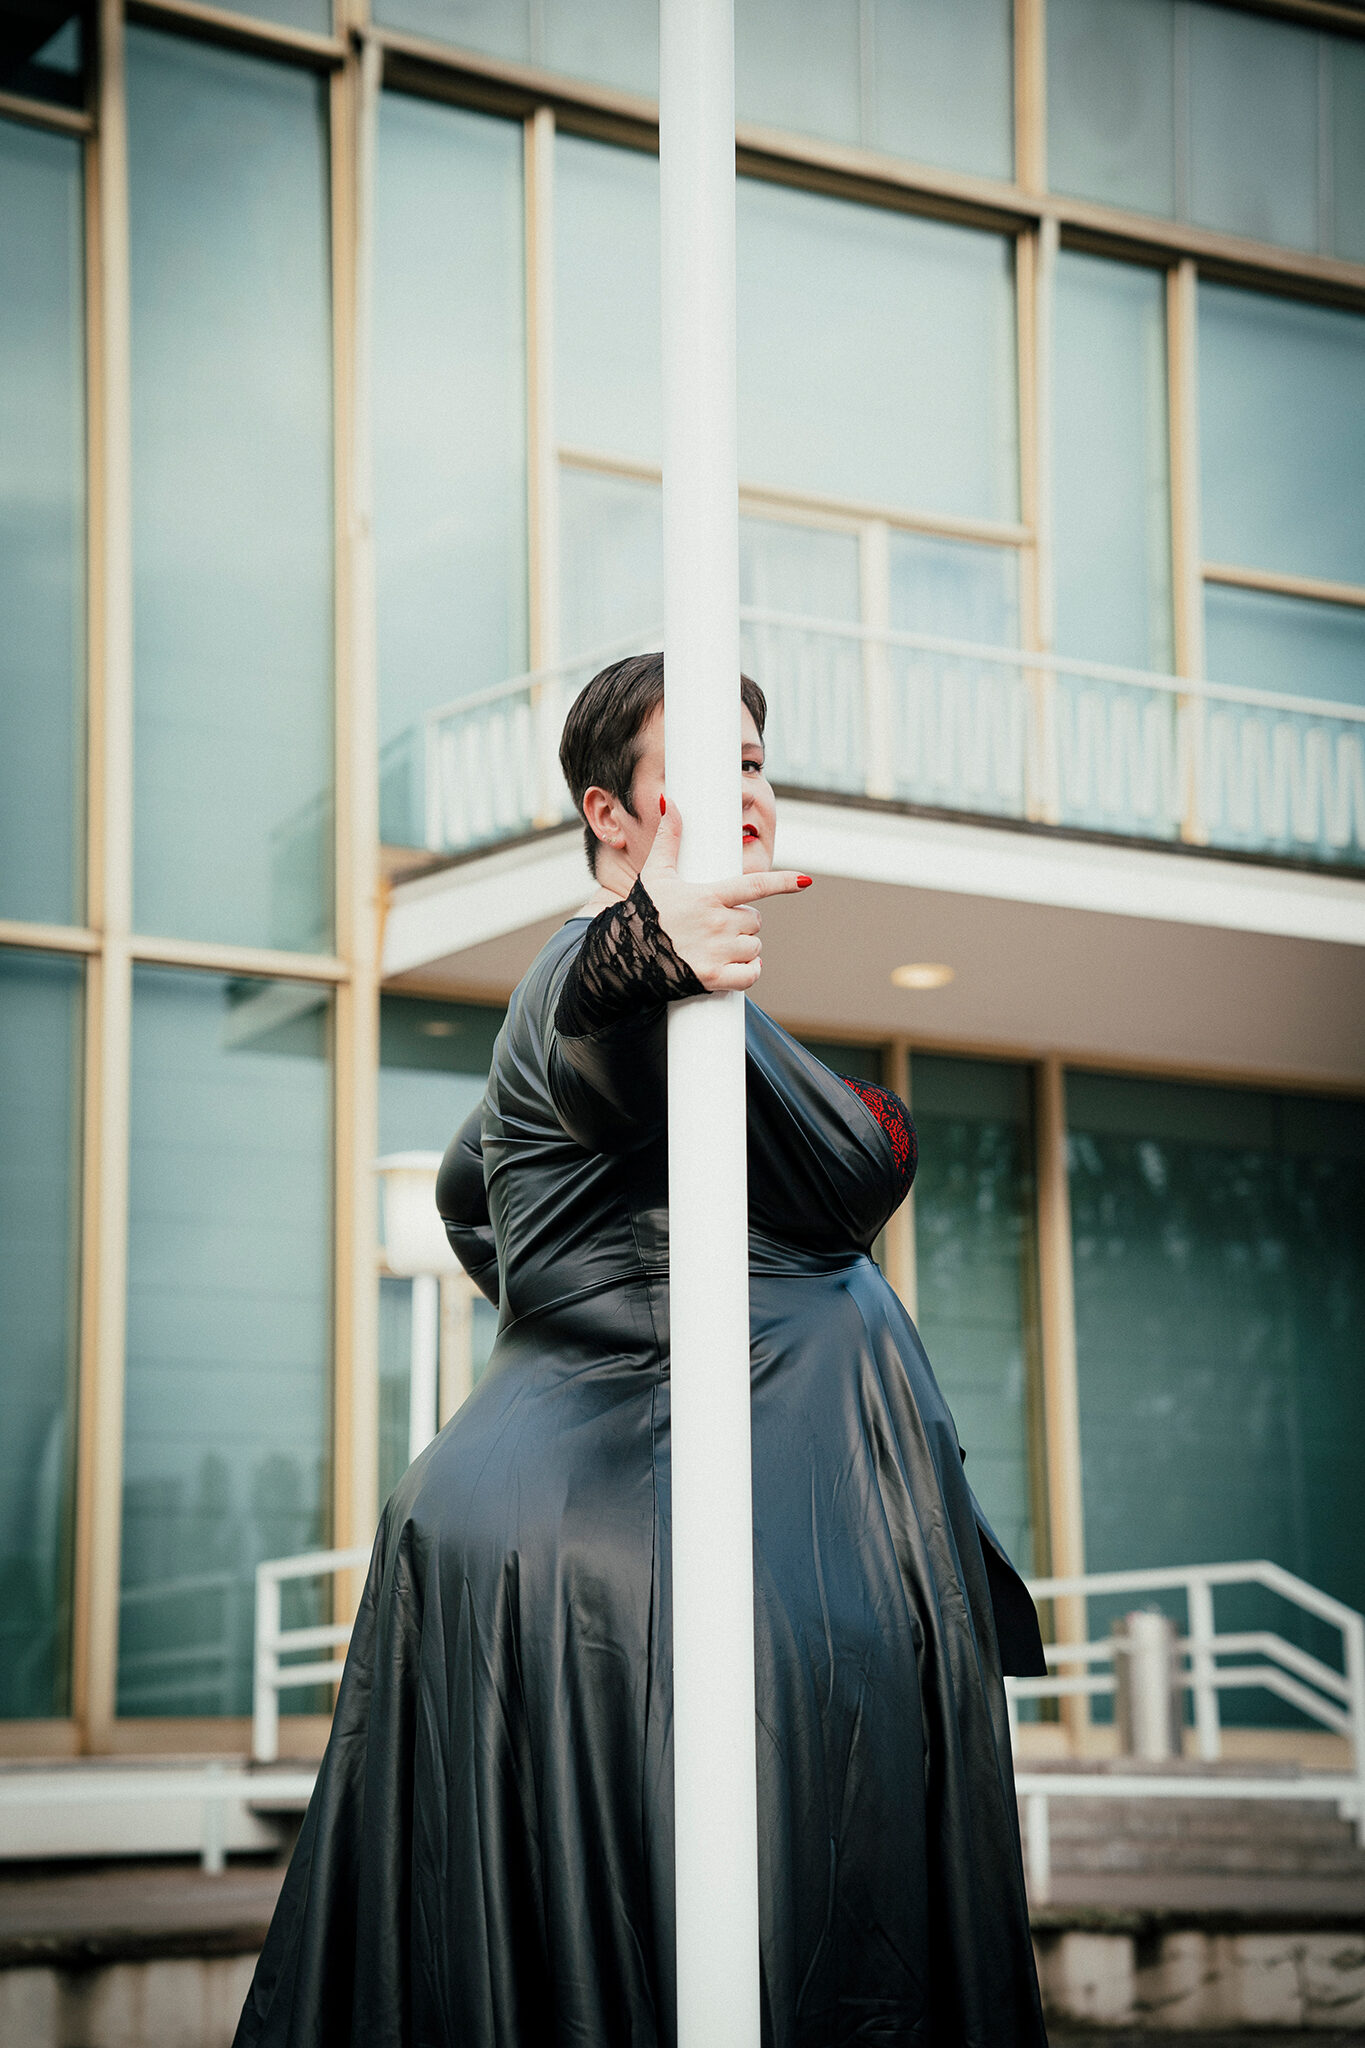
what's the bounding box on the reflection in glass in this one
[127,31,334,952]
[119,969,331,1719]
[1187,7,1317,252]
[1068,1073,1365,1710]
[911,1055,1040,1573]
[1199,284,1365,589]
[556,135,661,468]
[1054,252,1172,671]
[0,121,85,927]
[375,94,526,848]
[230,0,333,31]
[0,952,81,1719]
[738,179,1018,521]
[0,3,86,110]
[378,1281,498,1506]
[736,0,861,146]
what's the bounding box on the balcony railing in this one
[417,612,1365,869]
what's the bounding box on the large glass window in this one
[910,1054,1042,1573]
[375,94,527,850]
[377,997,504,1504]
[1048,0,1365,263]
[0,119,85,928]
[118,968,331,1719]
[1068,1072,1365,1710]
[0,951,82,1720]
[127,30,334,953]
[373,0,1012,179]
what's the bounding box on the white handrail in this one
[253,1544,371,1764]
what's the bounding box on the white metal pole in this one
[408,1272,440,1465]
[660,2,761,2044]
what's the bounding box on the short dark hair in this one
[558,651,768,874]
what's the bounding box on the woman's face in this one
[623,702,776,875]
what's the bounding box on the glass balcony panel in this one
[127,30,334,953]
[885,531,1022,818]
[0,120,85,928]
[1047,0,1177,219]
[119,968,331,1720]
[911,1054,1041,1576]
[1068,1071,1365,1715]
[868,0,1013,181]
[1199,283,1365,590]
[375,93,527,850]
[738,180,1019,522]
[1188,6,1318,252]
[0,951,81,1720]
[0,4,87,111]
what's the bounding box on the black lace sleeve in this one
[555,877,705,1039]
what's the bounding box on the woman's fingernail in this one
[659,795,667,816]
[797,875,813,888]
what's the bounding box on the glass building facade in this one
[0,0,1362,1756]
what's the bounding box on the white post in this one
[253,1567,281,1765]
[409,1272,440,1465]
[660,2,761,2045]
[1187,1576,1221,1762]
[1024,1792,1051,1905]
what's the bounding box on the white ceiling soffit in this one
[382,800,1365,983]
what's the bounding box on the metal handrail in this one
[252,1544,371,1764]
[1008,1559,1365,1902]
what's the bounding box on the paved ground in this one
[0,1860,285,1965]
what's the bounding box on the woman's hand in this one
[639,797,811,993]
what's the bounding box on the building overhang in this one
[382,802,1365,1087]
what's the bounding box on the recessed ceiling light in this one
[418,1018,456,1037]
[890,962,954,991]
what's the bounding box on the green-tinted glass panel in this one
[798,1038,882,1085]
[119,969,331,1718]
[375,94,526,849]
[738,179,1018,521]
[542,0,655,96]
[1199,284,1365,590]
[231,0,332,31]
[0,5,87,110]
[128,30,334,953]
[0,951,81,1719]
[1047,0,1176,218]
[1203,293,1362,581]
[1068,1072,1365,1718]
[373,0,527,62]
[868,0,1013,181]
[378,1278,498,1506]
[1206,585,1365,709]
[1054,252,1171,672]
[556,134,661,468]
[0,120,84,927]
[1332,41,1365,266]
[1188,6,1318,252]
[740,519,863,793]
[736,0,861,146]
[911,1055,1040,1571]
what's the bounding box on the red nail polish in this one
[797,875,813,888]
[659,795,667,816]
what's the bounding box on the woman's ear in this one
[581,784,626,852]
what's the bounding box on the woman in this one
[235,654,1048,2048]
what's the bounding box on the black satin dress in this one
[235,883,1047,2048]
